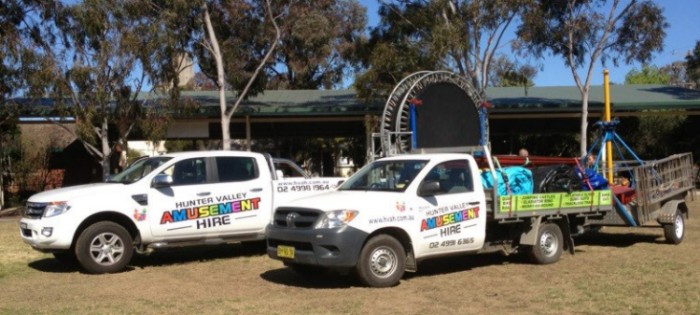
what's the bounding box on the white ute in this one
[19,150,342,273]
[267,148,693,287]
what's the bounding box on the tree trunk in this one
[580,91,589,156]
[202,3,229,151]
[220,90,230,150]
[100,117,111,180]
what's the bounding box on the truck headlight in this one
[315,210,358,229]
[43,202,70,218]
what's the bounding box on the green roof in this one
[177,85,700,115]
[10,84,700,117]
[178,90,382,116]
[487,84,700,112]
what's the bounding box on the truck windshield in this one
[339,159,428,192]
[107,156,172,184]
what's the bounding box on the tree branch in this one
[226,0,281,119]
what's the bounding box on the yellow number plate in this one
[277,245,295,259]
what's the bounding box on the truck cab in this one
[267,153,488,287]
[19,150,342,274]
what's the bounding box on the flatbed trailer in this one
[587,153,695,243]
[480,150,695,244]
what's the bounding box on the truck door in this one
[207,156,273,237]
[149,157,215,239]
[148,156,272,240]
[413,159,486,257]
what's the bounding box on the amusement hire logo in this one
[420,207,479,232]
[160,196,262,230]
[395,201,406,212]
[133,209,147,221]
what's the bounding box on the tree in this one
[198,0,281,151]
[622,65,684,160]
[268,0,367,89]
[355,0,529,99]
[686,40,700,88]
[489,55,537,88]
[624,65,670,84]
[516,0,668,156]
[20,1,190,180]
[660,61,690,88]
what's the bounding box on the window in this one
[273,159,307,178]
[108,156,172,184]
[423,160,473,194]
[215,157,259,182]
[339,159,428,192]
[166,158,206,186]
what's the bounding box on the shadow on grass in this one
[261,252,521,288]
[28,241,268,273]
[28,258,82,273]
[574,230,664,250]
[260,267,358,289]
[129,241,267,270]
[407,252,518,279]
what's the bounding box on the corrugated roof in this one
[178,90,381,116]
[9,84,700,117]
[487,85,700,111]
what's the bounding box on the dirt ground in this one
[1,197,699,315]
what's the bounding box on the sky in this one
[358,0,700,87]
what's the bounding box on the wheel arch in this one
[365,227,412,254]
[520,216,574,254]
[73,211,140,248]
[658,199,687,224]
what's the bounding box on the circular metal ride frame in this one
[379,71,486,156]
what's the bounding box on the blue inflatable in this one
[481,166,533,195]
[576,168,609,190]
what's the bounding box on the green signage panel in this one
[499,190,612,213]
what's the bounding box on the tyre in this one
[356,235,405,288]
[528,223,563,264]
[52,251,78,265]
[663,210,685,245]
[75,221,134,274]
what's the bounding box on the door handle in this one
[468,201,480,206]
[250,188,263,192]
[197,192,211,197]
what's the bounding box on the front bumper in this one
[19,216,75,251]
[266,224,368,268]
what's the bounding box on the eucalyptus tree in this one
[355,0,528,99]
[516,0,668,155]
[624,65,671,85]
[21,1,194,179]
[268,0,367,89]
[197,0,281,151]
[687,40,700,88]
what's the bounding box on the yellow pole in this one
[603,69,613,183]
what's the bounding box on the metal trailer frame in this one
[591,153,696,226]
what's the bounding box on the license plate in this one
[277,245,295,259]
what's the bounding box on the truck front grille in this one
[24,202,47,219]
[273,207,321,229]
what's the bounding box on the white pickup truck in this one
[266,147,693,287]
[19,150,343,273]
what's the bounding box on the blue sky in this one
[358,0,699,87]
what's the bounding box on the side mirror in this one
[152,174,173,188]
[418,180,441,197]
